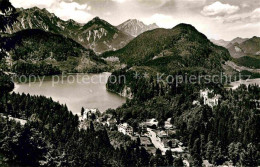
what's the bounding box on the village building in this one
[161,138,178,148]
[164,118,173,129]
[106,117,117,127]
[139,123,148,136]
[200,89,221,108]
[82,108,99,120]
[140,137,153,147]
[145,118,158,127]
[118,123,133,136]
[156,130,168,142]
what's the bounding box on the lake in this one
[13,73,126,115]
[230,78,260,89]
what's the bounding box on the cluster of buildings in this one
[118,123,133,136]
[199,89,221,108]
[80,109,188,165]
[115,118,186,156]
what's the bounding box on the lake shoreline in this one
[230,78,260,89]
[13,73,126,115]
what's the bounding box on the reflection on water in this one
[14,73,126,115]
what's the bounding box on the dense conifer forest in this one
[0,92,189,166]
[0,0,259,166]
[107,71,260,166]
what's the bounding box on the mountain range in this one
[210,39,230,47]
[211,37,249,47]
[4,7,133,54]
[117,19,159,37]
[103,24,230,73]
[2,6,259,75]
[227,37,260,58]
[211,37,260,58]
[3,7,161,54]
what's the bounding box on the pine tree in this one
[165,150,174,166]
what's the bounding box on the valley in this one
[0,1,260,167]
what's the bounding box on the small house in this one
[83,108,99,120]
[146,118,158,127]
[118,123,133,136]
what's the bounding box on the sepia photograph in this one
[0,0,259,166]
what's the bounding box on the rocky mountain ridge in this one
[3,7,133,54]
[117,19,159,37]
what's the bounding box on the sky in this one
[10,0,260,40]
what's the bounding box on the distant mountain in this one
[239,37,260,55]
[227,36,260,58]
[4,7,133,54]
[4,7,80,39]
[210,39,230,47]
[105,24,231,100]
[3,29,108,75]
[117,19,159,37]
[230,37,248,45]
[80,17,133,54]
[103,24,230,73]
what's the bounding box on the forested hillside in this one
[106,24,231,99]
[103,24,230,72]
[2,29,108,75]
[107,74,260,166]
[0,90,187,167]
[0,92,146,166]
[104,23,260,166]
[233,56,260,69]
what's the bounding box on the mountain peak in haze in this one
[117,19,159,37]
[227,36,260,58]
[230,37,248,44]
[210,39,230,47]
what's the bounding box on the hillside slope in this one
[103,24,230,73]
[227,36,260,58]
[105,24,231,100]
[3,29,108,75]
[80,17,133,54]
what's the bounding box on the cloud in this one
[10,0,92,23]
[241,3,250,8]
[213,8,260,24]
[53,2,92,23]
[201,1,240,16]
[141,13,178,28]
[10,0,56,9]
[251,8,260,19]
[175,0,206,8]
[112,0,126,3]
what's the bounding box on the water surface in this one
[14,73,126,115]
[230,78,260,89]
